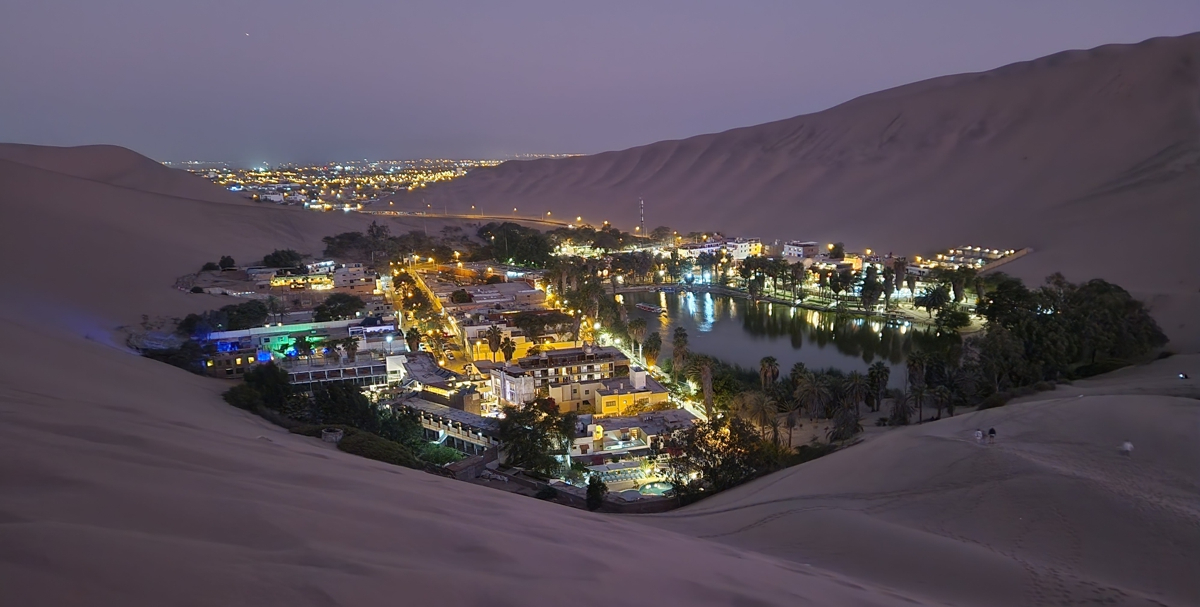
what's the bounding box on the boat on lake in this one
[635,303,666,314]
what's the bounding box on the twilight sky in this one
[3,1,1199,165]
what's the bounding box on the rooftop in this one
[580,409,697,438]
[394,398,500,436]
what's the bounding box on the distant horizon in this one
[4,2,1199,163]
[161,153,582,168]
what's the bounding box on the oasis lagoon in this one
[621,290,931,385]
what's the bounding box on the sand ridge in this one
[390,33,1200,351]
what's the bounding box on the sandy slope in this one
[0,145,911,606]
[0,143,247,206]
[393,33,1200,350]
[649,355,1200,606]
[1,137,1197,603]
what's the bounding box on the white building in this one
[723,238,763,261]
[783,241,820,259]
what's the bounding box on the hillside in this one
[393,33,1200,349]
[0,145,909,606]
[0,143,250,206]
[649,354,1200,606]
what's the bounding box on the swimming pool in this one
[638,482,674,496]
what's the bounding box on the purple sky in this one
[3,1,1199,165]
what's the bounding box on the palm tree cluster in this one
[971,272,1167,389]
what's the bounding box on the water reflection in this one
[626,291,931,383]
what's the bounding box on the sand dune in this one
[0,143,248,206]
[2,64,1198,605]
[0,145,910,605]
[649,354,1200,606]
[393,33,1200,350]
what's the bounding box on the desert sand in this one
[390,33,1200,350]
[0,145,911,606]
[2,44,1199,604]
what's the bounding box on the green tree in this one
[866,361,890,413]
[484,325,503,362]
[915,285,951,317]
[201,261,220,272]
[758,356,779,391]
[664,415,775,500]
[262,249,303,268]
[404,327,422,353]
[218,255,236,269]
[794,372,832,420]
[586,476,608,511]
[843,370,869,417]
[627,317,647,358]
[672,327,689,380]
[313,293,366,322]
[500,337,517,362]
[497,398,576,477]
[642,332,662,367]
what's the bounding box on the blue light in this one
[256,351,272,363]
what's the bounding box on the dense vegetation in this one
[177,300,269,336]
[221,364,462,468]
[262,249,304,268]
[496,398,576,477]
[313,293,366,322]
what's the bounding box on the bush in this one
[201,262,220,272]
[789,441,837,466]
[336,431,422,469]
[1072,359,1129,379]
[586,476,608,511]
[218,255,236,269]
[419,443,467,465]
[262,249,304,268]
[535,485,559,501]
[977,392,1012,410]
[223,383,263,410]
[142,341,206,374]
[1033,381,1056,392]
[190,286,205,294]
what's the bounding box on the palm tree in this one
[484,325,503,362]
[890,390,913,426]
[906,351,928,390]
[527,343,543,357]
[671,327,689,379]
[930,385,952,420]
[642,332,662,367]
[760,396,782,446]
[911,384,927,424]
[404,327,422,353]
[499,337,517,362]
[867,361,890,412]
[342,337,360,362]
[843,370,869,417]
[794,372,831,420]
[759,356,780,391]
[782,396,803,449]
[827,399,863,443]
[291,336,314,366]
[700,361,715,419]
[788,362,808,388]
[628,318,647,359]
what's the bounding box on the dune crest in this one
[395,33,1200,349]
